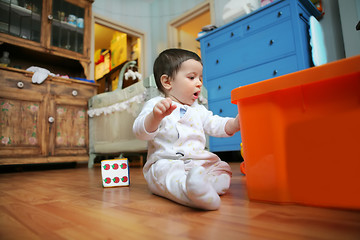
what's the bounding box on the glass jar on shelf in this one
[51,0,85,53]
[0,0,42,42]
[0,51,11,67]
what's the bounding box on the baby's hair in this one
[153,48,202,94]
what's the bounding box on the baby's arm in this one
[145,97,177,133]
[225,114,240,136]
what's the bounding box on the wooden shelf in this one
[96,60,138,93]
[0,0,93,78]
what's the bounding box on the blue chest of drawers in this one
[198,0,321,152]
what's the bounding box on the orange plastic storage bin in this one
[231,55,360,209]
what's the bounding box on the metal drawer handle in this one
[218,85,221,90]
[230,32,234,37]
[269,39,274,45]
[17,81,24,89]
[247,25,251,30]
[207,42,210,47]
[48,116,55,123]
[72,90,78,96]
[219,109,223,114]
[278,11,282,17]
[216,59,219,64]
[273,70,278,76]
[299,13,309,24]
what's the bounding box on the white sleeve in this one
[198,105,232,138]
[132,97,162,140]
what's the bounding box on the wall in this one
[93,0,347,77]
[92,0,205,77]
[319,0,346,62]
[338,0,360,57]
[149,0,205,72]
[92,0,152,76]
[94,24,118,50]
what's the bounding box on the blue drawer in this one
[205,20,295,80]
[242,4,290,36]
[209,131,241,152]
[208,97,238,117]
[202,25,242,53]
[206,55,298,101]
[199,0,321,152]
[200,1,290,55]
[208,98,241,151]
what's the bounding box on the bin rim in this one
[231,55,360,103]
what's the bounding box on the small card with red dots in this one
[101,158,129,187]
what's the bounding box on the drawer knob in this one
[72,90,78,96]
[230,32,234,37]
[207,42,210,47]
[218,85,221,90]
[48,116,55,123]
[48,14,53,21]
[247,25,250,30]
[17,81,24,89]
[278,11,282,17]
[269,39,274,45]
[216,59,219,64]
[273,70,278,76]
[219,109,223,114]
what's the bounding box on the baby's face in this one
[167,59,203,106]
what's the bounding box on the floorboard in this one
[0,162,359,240]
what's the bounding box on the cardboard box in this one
[95,49,111,80]
[110,32,127,69]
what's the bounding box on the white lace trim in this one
[88,93,145,118]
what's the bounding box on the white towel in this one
[309,16,327,66]
[26,66,55,84]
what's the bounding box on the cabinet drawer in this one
[243,4,290,36]
[201,25,241,53]
[50,81,96,99]
[201,3,290,54]
[206,55,298,101]
[207,97,241,151]
[0,70,47,95]
[208,98,238,118]
[205,20,295,80]
[209,131,241,152]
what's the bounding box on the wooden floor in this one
[1,162,360,240]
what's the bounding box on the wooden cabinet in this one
[0,67,97,165]
[0,0,93,78]
[198,0,321,152]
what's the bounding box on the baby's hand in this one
[145,98,177,133]
[153,97,177,121]
[225,114,240,136]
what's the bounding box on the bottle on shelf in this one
[0,51,11,67]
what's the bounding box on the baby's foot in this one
[186,166,220,210]
[210,174,231,195]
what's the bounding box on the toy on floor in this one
[240,142,246,175]
[101,158,130,187]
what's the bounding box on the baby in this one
[133,48,240,210]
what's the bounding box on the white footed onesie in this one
[133,96,233,210]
